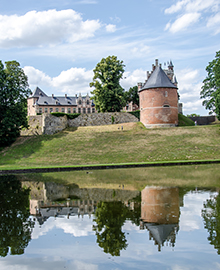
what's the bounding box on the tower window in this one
[163,104,170,108]
[165,91,168,97]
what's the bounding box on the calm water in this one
[0,173,220,270]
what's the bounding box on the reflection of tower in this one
[140,186,180,251]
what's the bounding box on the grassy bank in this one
[0,122,220,170]
[18,164,220,190]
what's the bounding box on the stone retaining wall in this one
[68,112,138,127]
[22,112,139,135]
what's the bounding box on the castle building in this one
[138,59,180,128]
[27,87,96,116]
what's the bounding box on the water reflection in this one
[1,174,220,266]
[0,175,34,257]
[202,190,220,254]
[140,186,180,251]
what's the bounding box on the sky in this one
[1,0,220,115]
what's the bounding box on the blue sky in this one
[1,0,220,115]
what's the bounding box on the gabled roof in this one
[30,87,48,98]
[139,66,177,92]
[37,96,78,106]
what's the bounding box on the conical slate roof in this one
[139,66,177,92]
[30,87,48,97]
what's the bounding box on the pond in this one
[0,165,220,270]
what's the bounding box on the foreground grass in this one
[0,122,220,170]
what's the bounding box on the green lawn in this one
[0,122,220,170]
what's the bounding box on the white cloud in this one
[105,24,116,33]
[24,66,93,95]
[121,69,146,90]
[207,12,220,34]
[165,0,190,14]
[165,12,201,33]
[165,0,219,14]
[0,9,101,48]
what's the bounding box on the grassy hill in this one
[0,122,220,170]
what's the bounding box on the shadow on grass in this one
[0,127,78,166]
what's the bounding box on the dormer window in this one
[87,100,90,105]
[78,100,82,105]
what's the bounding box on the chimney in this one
[152,64,155,71]
[147,71,150,79]
[52,94,54,98]
[138,82,142,91]
[65,94,67,98]
[155,59,158,66]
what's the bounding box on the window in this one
[39,108,42,113]
[163,104,170,107]
[61,108,65,113]
[56,108,59,112]
[45,108,48,113]
[73,108,76,113]
[83,108,86,113]
[165,91,168,97]
[87,100,90,105]
[92,108,95,113]
[78,100,82,105]
[50,108,53,112]
[68,108,71,113]
[87,108,90,113]
[78,108,81,113]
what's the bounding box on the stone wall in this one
[21,115,43,136]
[188,115,217,125]
[68,112,138,127]
[42,113,68,135]
[22,112,139,135]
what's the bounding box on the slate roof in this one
[37,96,78,106]
[30,87,48,98]
[30,87,95,106]
[139,66,177,92]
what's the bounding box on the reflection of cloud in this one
[0,257,98,270]
[180,192,214,231]
[32,215,94,239]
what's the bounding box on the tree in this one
[0,61,31,147]
[124,86,139,106]
[0,175,34,257]
[200,50,220,120]
[90,55,126,112]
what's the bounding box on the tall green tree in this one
[0,60,31,147]
[200,50,220,120]
[90,55,126,112]
[124,86,139,106]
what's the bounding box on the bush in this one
[128,110,140,120]
[178,114,195,126]
[51,112,80,119]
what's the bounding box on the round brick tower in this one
[138,60,179,128]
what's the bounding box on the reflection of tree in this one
[202,191,220,254]
[0,175,34,257]
[93,201,129,256]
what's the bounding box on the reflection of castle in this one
[31,199,96,225]
[140,186,180,251]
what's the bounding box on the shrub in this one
[128,110,140,120]
[178,114,195,126]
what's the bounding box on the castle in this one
[27,87,96,116]
[138,59,181,127]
